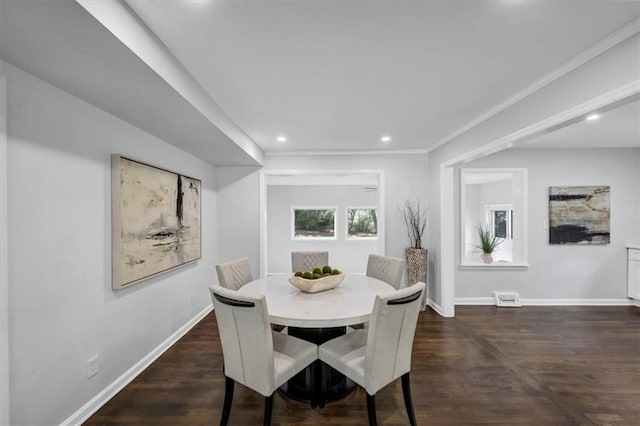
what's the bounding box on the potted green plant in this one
[475,224,503,264]
[400,199,428,310]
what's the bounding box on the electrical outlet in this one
[191,294,196,306]
[87,355,99,379]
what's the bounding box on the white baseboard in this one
[455,297,495,305]
[62,304,213,426]
[427,298,447,316]
[521,298,635,306]
[455,297,635,306]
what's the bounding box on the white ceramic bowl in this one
[288,273,345,293]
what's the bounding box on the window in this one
[292,207,336,239]
[486,204,513,240]
[346,208,378,239]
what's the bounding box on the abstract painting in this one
[549,186,610,245]
[111,155,201,289]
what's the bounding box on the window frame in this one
[484,203,514,240]
[291,206,338,241]
[345,206,379,240]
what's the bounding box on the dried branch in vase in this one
[400,199,428,249]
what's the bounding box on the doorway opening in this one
[259,170,385,277]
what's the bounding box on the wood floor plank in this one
[85,306,640,425]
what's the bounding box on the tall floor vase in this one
[405,248,428,311]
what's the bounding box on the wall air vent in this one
[494,291,521,307]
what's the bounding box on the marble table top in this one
[238,274,395,327]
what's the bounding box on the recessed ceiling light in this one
[586,113,600,121]
[381,136,391,143]
[277,136,287,143]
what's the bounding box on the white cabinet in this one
[628,248,640,300]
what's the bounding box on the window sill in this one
[292,237,337,241]
[459,262,529,270]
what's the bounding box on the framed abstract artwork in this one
[549,186,610,245]
[111,155,202,289]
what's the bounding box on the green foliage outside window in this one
[294,209,335,237]
[347,208,378,238]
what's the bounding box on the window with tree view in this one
[346,208,378,239]
[293,208,336,239]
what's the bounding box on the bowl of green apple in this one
[288,265,344,293]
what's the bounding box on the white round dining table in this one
[238,274,396,328]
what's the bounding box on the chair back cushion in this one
[291,251,329,272]
[215,257,253,290]
[365,281,425,394]
[366,254,405,289]
[209,285,275,395]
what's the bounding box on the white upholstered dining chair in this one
[318,281,425,426]
[365,254,405,289]
[209,285,318,426]
[216,257,287,332]
[291,251,329,272]
[215,257,253,290]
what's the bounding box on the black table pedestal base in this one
[279,326,356,408]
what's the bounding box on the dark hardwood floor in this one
[85,306,640,425]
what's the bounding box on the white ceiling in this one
[516,98,640,149]
[0,0,638,164]
[126,0,639,153]
[267,173,378,186]
[0,0,262,166]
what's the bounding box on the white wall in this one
[217,154,428,286]
[428,32,640,311]
[267,185,380,274]
[455,148,640,302]
[637,152,640,236]
[265,155,428,263]
[0,70,9,426]
[215,166,261,278]
[4,61,218,425]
